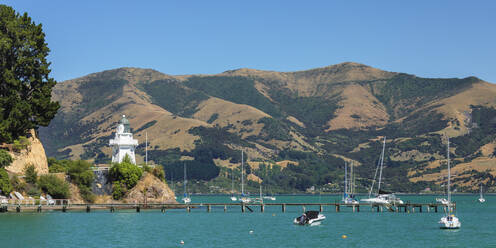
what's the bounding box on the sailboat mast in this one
[184,163,187,197]
[378,137,386,193]
[351,162,354,195]
[344,162,348,199]
[241,150,244,196]
[231,168,235,194]
[145,132,148,167]
[447,137,451,204]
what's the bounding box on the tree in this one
[24,164,37,184]
[0,168,12,195]
[0,5,59,143]
[0,150,13,168]
[38,174,70,199]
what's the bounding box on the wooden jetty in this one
[0,202,454,213]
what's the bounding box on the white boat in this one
[478,183,485,203]
[361,137,403,205]
[238,150,254,203]
[436,198,449,205]
[182,163,191,204]
[343,162,359,204]
[438,137,461,229]
[263,196,276,201]
[294,211,326,226]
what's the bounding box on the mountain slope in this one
[39,63,496,193]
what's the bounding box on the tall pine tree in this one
[0,5,59,142]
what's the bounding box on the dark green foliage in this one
[380,106,448,138]
[67,160,94,187]
[452,106,496,157]
[134,120,157,133]
[47,158,95,202]
[257,117,291,141]
[142,79,208,117]
[10,174,25,192]
[0,5,59,143]
[78,79,127,115]
[112,182,124,200]
[67,160,95,202]
[0,150,12,168]
[373,74,477,118]
[24,164,37,184]
[267,85,340,135]
[38,174,70,199]
[183,76,281,117]
[162,160,220,181]
[47,157,69,173]
[12,136,30,152]
[207,113,219,124]
[0,168,12,195]
[109,155,143,195]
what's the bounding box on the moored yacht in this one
[361,137,403,205]
[438,137,461,229]
[478,183,485,203]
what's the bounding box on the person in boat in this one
[300,213,307,224]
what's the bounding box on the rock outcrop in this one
[5,130,49,175]
[123,172,177,204]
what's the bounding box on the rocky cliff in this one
[6,130,49,175]
[124,172,177,204]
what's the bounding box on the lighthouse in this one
[109,115,139,164]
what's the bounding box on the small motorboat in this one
[293,211,326,226]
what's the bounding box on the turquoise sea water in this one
[0,195,494,247]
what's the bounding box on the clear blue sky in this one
[5,0,496,82]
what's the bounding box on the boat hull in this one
[478,198,485,203]
[293,214,326,226]
[439,216,461,229]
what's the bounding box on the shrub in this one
[67,160,94,187]
[67,160,94,202]
[26,184,41,196]
[152,166,165,182]
[38,175,70,199]
[0,150,13,168]
[109,156,143,189]
[10,175,26,192]
[0,168,12,195]
[47,157,69,173]
[112,182,125,200]
[13,136,30,152]
[24,164,38,184]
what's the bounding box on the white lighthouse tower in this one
[109,115,139,164]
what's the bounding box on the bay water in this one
[0,195,494,247]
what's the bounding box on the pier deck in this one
[0,202,454,213]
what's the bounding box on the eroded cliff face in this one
[6,130,49,175]
[124,172,177,204]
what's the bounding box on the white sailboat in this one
[182,163,191,204]
[230,168,237,201]
[343,162,358,204]
[239,150,252,203]
[361,137,403,205]
[438,137,461,229]
[478,183,485,203]
[262,163,276,201]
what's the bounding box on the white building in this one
[109,115,138,164]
